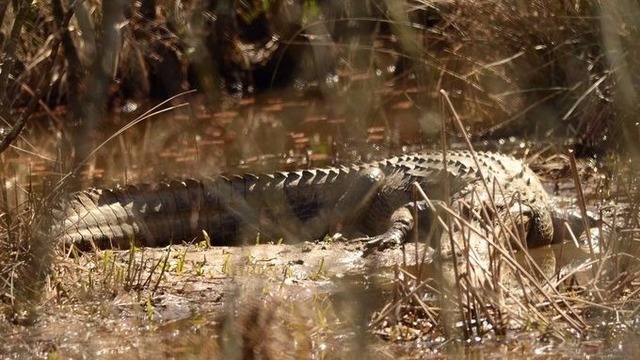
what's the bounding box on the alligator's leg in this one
[501,203,595,248]
[359,206,414,254]
[503,202,546,249]
[453,199,551,250]
[359,200,448,255]
[551,208,598,244]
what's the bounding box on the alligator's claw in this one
[358,234,404,256]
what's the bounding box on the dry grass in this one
[372,151,640,356]
[409,0,612,145]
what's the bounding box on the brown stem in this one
[52,0,83,110]
[0,0,10,33]
[0,2,75,154]
[0,2,29,109]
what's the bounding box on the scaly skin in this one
[52,151,555,253]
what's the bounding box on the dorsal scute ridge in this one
[302,169,314,178]
[316,168,329,176]
[56,149,555,250]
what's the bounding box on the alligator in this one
[53,150,576,255]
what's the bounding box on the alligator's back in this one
[53,164,367,249]
[52,150,554,250]
[401,151,553,247]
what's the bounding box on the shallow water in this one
[2,239,631,358]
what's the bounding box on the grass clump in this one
[372,148,640,356]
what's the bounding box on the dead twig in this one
[0,4,75,154]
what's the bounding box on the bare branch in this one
[0,2,75,154]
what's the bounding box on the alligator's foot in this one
[354,200,448,256]
[358,234,403,256]
[349,229,404,256]
[350,207,415,256]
